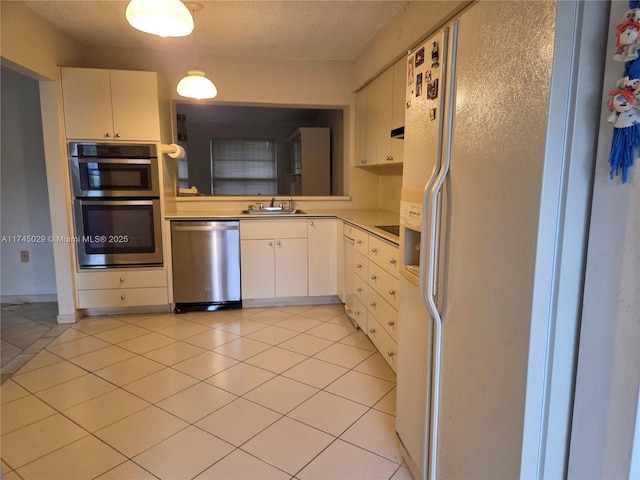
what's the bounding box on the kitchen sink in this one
[242,208,306,215]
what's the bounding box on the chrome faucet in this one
[270,197,275,207]
[288,197,294,211]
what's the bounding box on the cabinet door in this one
[110,70,161,141]
[241,239,275,299]
[60,68,114,140]
[376,66,394,165]
[390,57,406,164]
[365,77,379,166]
[275,238,308,297]
[355,88,368,166]
[308,219,337,296]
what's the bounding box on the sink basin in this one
[242,209,306,215]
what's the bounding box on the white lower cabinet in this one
[76,269,168,309]
[344,223,400,372]
[307,218,337,296]
[240,220,308,300]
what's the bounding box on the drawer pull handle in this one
[387,351,395,357]
[120,277,125,283]
[370,328,376,334]
[120,295,126,300]
[370,275,377,281]
[388,320,395,327]
[371,248,377,253]
[388,290,395,296]
[370,301,376,308]
[390,258,397,265]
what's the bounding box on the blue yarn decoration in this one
[609,125,638,183]
[608,0,640,184]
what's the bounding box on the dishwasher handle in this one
[173,223,239,232]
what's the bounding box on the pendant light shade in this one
[177,69,218,99]
[126,0,193,37]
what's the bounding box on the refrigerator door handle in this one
[420,20,459,480]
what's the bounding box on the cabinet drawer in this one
[240,219,307,239]
[77,270,167,290]
[368,236,399,278]
[354,251,369,280]
[352,297,368,333]
[367,289,399,342]
[77,287,168,309]
[367,313,397,372]
[368,262,399,310]
[344,224,369,255]
[353,274,368,303]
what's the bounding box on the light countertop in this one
[165,208,401,244]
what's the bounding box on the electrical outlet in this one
[20,250,29,263]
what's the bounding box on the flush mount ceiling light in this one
[126,0,193,37]
[177,3,217,99]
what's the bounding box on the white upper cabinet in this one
[356,57,406,167]
[60,67,161,141]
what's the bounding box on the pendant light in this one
[177,3,218,99]
[126,0,193,37]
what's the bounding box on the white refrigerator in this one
[395,1,609,479]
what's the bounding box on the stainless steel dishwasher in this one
[171,221,241,312]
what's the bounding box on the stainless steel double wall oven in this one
[70,142,163,268]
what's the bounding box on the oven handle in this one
[76,158,153,165]
[78,199,157,206]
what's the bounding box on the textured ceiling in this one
[23,1,408,62]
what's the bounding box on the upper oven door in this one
[71,158,160,198]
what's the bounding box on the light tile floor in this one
[1,304,413,479]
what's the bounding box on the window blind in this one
[211,139,277,195]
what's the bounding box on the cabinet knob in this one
[105,132,111,138]
[115,133,121,138]
[276,241,281,246]
[370,275,377,281]
[371,247,377,253]
[354,310,360,316]
[370,328,376,334]
[390,258,397,265]
[356,239,362,245]
[356,263,362,269]
[388,320,395,327]
[120,277,125,283]
[268,241,273,246]
[309,221,314,226]
[120,295,126,300]
[360,159,367,164]
[370,301,376,308]
[356,288,362,293]
[388,290,395,296]
[386,156,393,161]
[387,351,395,357]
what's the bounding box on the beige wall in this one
[0,2,81,80]
[353,1,468,90]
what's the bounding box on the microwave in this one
[69,142,159,198]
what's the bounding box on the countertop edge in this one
[165,209,401,245]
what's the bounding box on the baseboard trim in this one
[1,294,58,304]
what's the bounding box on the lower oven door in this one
[74,199,163,268]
